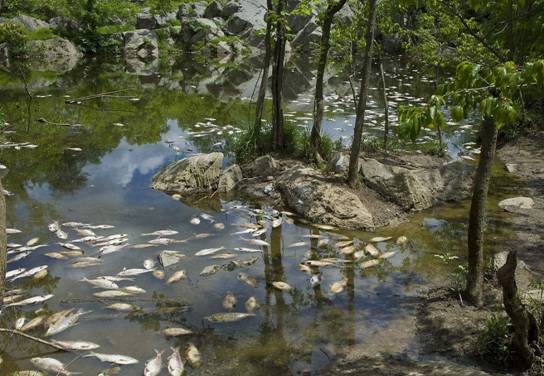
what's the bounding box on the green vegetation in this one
[477,314,514,366]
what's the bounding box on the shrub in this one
[0,22,28,57]
[477,314,513,366]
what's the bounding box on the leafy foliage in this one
[477,314,513,366]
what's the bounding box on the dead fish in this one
[106,303,140,312]
[287,241,307,249]
[93,290,133,298]
[167,347,184,376]
[222,292,237,309]
[144,350,163,376]
[298,264,312,274]
[48,222,60,232]
[237,272,257,288]
[305,260,335,267]
[312,224,336,231]
[101,275,133,282]
[211,253,236,259]
[131,243,158,249]
[72,236,99,244]
[117,268,152,277]
[33,269,48,280]
[153,270,165,279]
[120,285,146,294]
[46,309,73,327]
[6,268,26,279]
[336,240,354,248]
[59,242,81,251]
[200,264,221,276]
[159,250,185,267]
[3,294,25,304]
[46,308,89,336]
[361,259,381,269]
[84,352,139,365]
[62,222,86,228]
[162,327,193,336]
[66,147,82,152]
[185,344,201,368]
[206,312,255,322]
[149,238,183,245]
[11,266,48,281]
[52,340,100,351]
[396,236,408,245]
[370,236,392,243]
[340,245,356,255]
[167,270,187,284]
[26,237,40,246]
[234,247,262,253]
[241,238,270,247]
[30,357,73,375]
[365,243,380,257]
[81,277,119,290]
[143,230,179,237]
[192,233,213,239]
[45,252,67,260]
[20,315,46,332]
[310,274,321,287]
[7,251,31,264]
[272,218,282,228]
[251,228,267,237]
[272,281,293,291]
[56,229,68,240]
[329,278,348,294]
[6,228,22,234]
[380,251,396,259]
[87,224,115,230]
[98,367,121,376]
[15,316,26,330]
[245,297,260,312]
[195,247,224,256]
[75,228,95,237]
[100,244,129,255]
[231,228,255,235]
[71,260,101,268]
[143,259,156,270]
[200,213,214,222]
[214,223,225,230]
[190,217,201,225]
[95,238,128,247]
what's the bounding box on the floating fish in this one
[6,228,22,234]
[131,243,158,249]
[234,247,262,253]
[15,316,26,330]
[117,268,152,277]
[312,224,336,231]
[30,357,73,375]
[142,230,179,237]
[380,251,396,259]
[162,327,193,336]
[190,217,200,225]
[329,278,348,294]
[45,252,67,260]
[26,237,40,246]
[185,344,201,368]
[245,297,259,312]
[222,292,237,310]
[20,315,46,332]
[56,229,68,240]
[272,218,282,228]
[106,303,140,312]
[85,352,139,365]
[144,350,163,376]
[7,251,31,264]
[52,340,100,351]
[159,251,185,267]
[241,238,270,247]
[360,259,381,269]
[143,259,156,270]
[100,244,129,256]
[76,228,95,237]
[214,223,225,230]
[195,246,225,256]
[46,309,89,336]
[10,266,48,281]
[365,243,380,257]
[287,241,307,248]
[48,222,60,232]
[93,290,133,298]
[192,233,213,239]
[396,236,408,245]
[200,264,221,276]
[369,236,392,243]
[81,277,119,290]
[153,270,165,279]
[200,213,214,222]
[206,312,255,323]
[121,286,146,294]
[167,270,187,284]
[237,272,257,288]
[59,242,81,251]
[167,347,184,376]
[149,238,184,245]
[231,228,255,235]
[272,281,293,291]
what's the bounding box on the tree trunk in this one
[310,0,347,160]
[0,178,6,306]
[497,251,538,369]
[254,0,273,143]
[465,116,498,306]
[271,0,287,151]
[379,58,389,150]
[347,0,378,186]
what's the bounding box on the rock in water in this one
[152,153,224,196]
[498,197,534,212]
[217,164,242,192]
[276,167,374,230]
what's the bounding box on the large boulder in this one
[291,21,321,52]
[242,155,278,177]
[27,38,81,72]
[178,17,224,46]
[218,164,243,192]
[136,13,158,29]
[49,16,81,34]
[276,167,375,230]
[123,29,159,61]
[177,3,206,19]
[359,158,473,211]
[9,15,50,32]
[152,153,224,196]
[204,1,223,18]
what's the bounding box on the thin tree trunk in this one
[310,0,347,160]
[497,251,538,369]
[254,0,273,143]
[465,117,498,306]
[0,328,67,352]
[271,0,287,151]
[379,58,389,150]
[347,0,378,186]
[0,178,6,306]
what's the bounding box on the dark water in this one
[0,55,509,375]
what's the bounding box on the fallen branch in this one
[65,89,133,104]
[0,328,67,352]
[37,118,80,127]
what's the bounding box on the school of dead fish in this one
[3,204,409,375]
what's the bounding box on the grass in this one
[25,27,58,41]
[477,314,513,367]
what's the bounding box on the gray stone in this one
[291,21,321,52]
[177,3,206,19]
[48,16,81,33]
[10,15,50,32]
[498,197,535,211]
[152,152,224,196]
[276,167,374,230]
[222,2,241,18]
[136,13,158,29]
[218,164,242,192]
[27,38,81,72]
[204,1,223,18]
[225,15,253,35]
[123,29,159,61]
[244,155,278,177]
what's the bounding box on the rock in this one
[225,15,253,35]
[152,153,224,196]
[136,13,157,29]
[49,16,81,34]
[276,167,374,230]
[177,3,206,19]
[498,197,534,211]
[329,152,349,174]
[179,17,224,45]
[359,158,473,211]
[10,15,50,32]
[222,2,241,18]
[27,38,81,72]
[218,164,242,192]
[505,163,517,173]
[291,21,321,52]
[123,29,159,70]
[243,155,278,177]
[492,251,532,290]
[204,1,223,18]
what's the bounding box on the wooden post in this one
[0,176,6,307]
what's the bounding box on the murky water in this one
[0,55,516,375]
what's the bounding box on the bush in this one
[0,22,28,57]
[477,314,513,366]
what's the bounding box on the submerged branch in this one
[0,328,67,352]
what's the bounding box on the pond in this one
[0,54,516,375]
